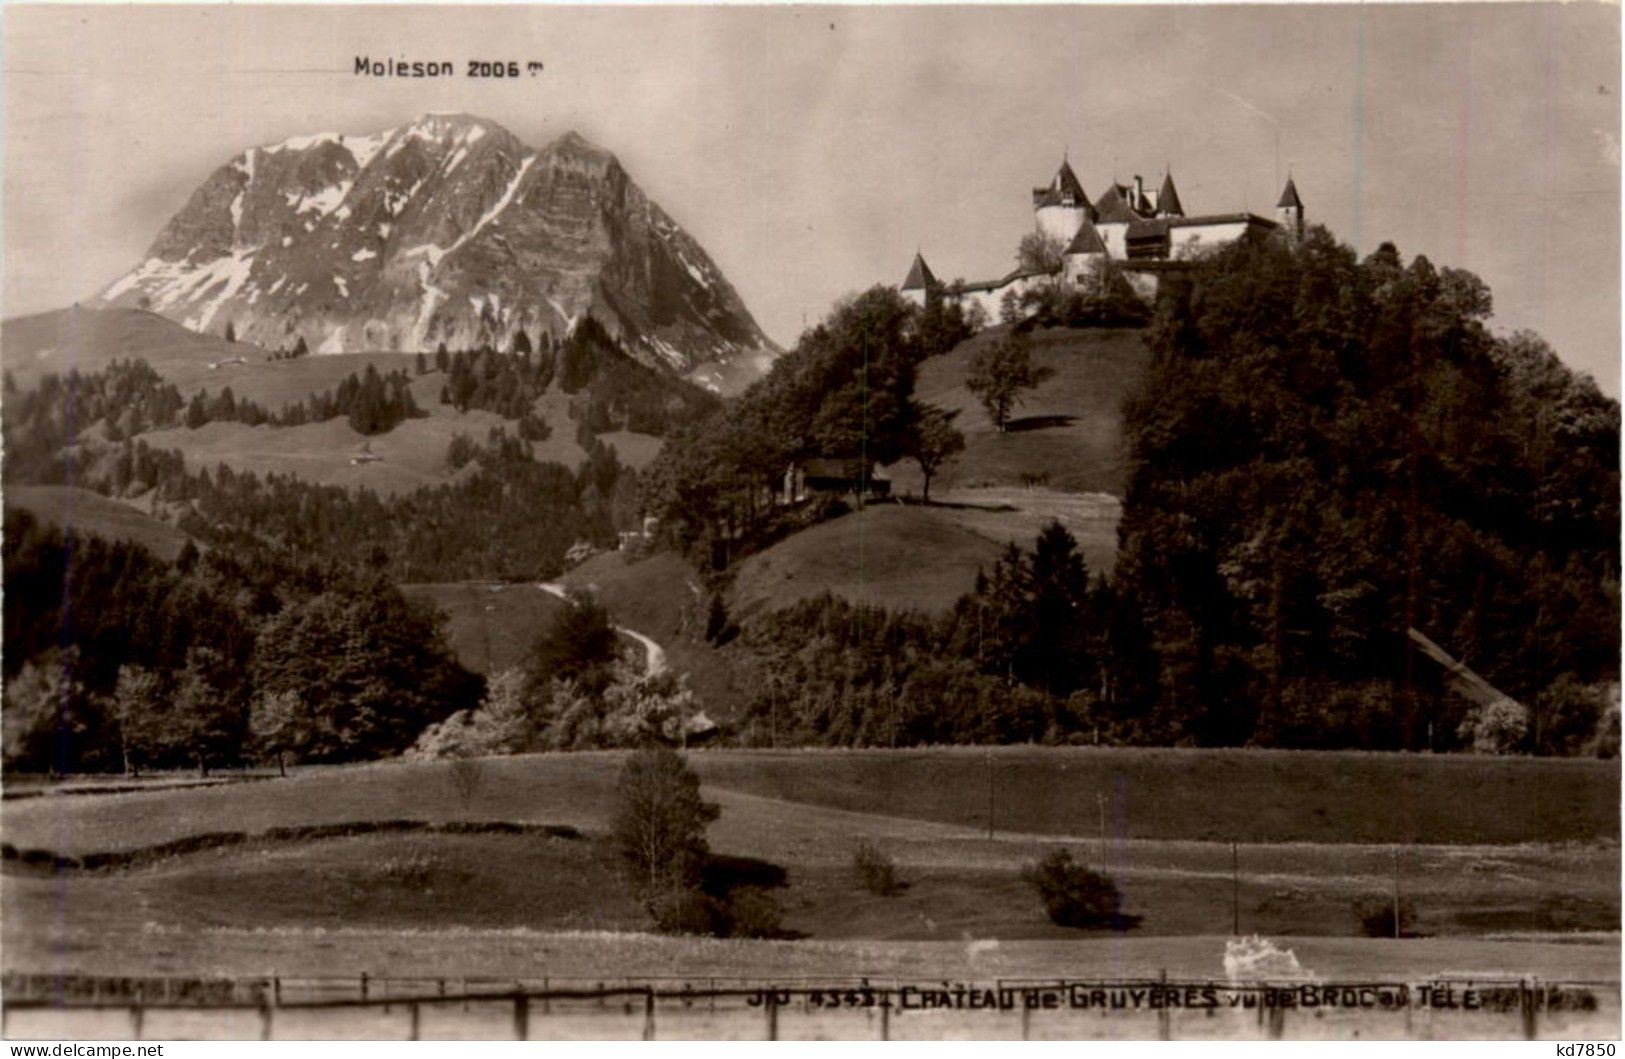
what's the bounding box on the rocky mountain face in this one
[96,113,777,391]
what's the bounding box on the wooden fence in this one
[3,973,1616,1041]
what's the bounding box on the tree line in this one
[3,508,480,775]
[653,225,1618,755]
[641,289,976,567]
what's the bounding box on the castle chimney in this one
[1134,175,1145,210]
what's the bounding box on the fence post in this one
[408,1001,420,1041]
[129,1005,144,1040]
[1521,979,1538,1040]
[880,996,890,1041]
[1267,1002,1285,1040]
[360,972,369,1003]
[766,995,779,1040]
[273,976,282,1007]
[259,1000,273,1041]
[643,987,656,1041]
[1020,995,1031,1040]
[513,993,529,1041]
[1158,970,1170,1041]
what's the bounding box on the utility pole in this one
[1392,846,1402,939]
[1097,792,1108,871]
[1231,841,1240,937]
[985,747,995,841]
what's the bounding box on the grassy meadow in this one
[399,583,568,675]
[5,485,192,562]
[727,492,1122,620]
[888,325,1151,497]
[3,748,1617,985]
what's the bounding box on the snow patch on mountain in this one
[441,152,535,259]
[266,131,341,155]
[413,262,446,346]
[345,131,389,171]
[180,250,256,331]
[297,181,353,218]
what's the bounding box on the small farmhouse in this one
[784,458,892,504]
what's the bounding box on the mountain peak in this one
[95,114,779,392]
[546,129,613,160]
[408,111,497,134]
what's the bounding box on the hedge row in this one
[1,819,582,874]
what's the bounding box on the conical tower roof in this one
[1053,159,1087,204]
[901,252,938,291]
[1156,172,1185,217]
[1064,216,1108,255]
[1277,176,1303,209]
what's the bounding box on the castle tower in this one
[1276,176,1304,238]
[900,251,940,308]
[1032,159,1093,244]
[1062,215,1111,286]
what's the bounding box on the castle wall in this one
[944,272,1054,325]
[1096,222,1130,260]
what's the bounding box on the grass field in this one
[131,374,600,496]
[4,305,663,492]
[16,747,1606,856]
[888,325,1151,498]
[728,493,1122,620]
[3,748,1616,972]
[2,305,246,392]
[4,485,192,561]
[400,583,567,675]
[689,746,1619,846]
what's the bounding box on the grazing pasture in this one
[4,485,192,562]
[400,583,567,675]
[889,325,1150,498]
[3,749,1615,977]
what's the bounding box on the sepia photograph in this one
[1,0,1620,1043]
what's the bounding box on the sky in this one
[4,3,1620,392]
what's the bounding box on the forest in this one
[649,226,1620,755]
[3,225,1618,769]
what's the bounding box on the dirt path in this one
[537,582,666,676]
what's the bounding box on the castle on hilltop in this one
[901,159,1304,321]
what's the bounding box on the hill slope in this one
[93,113,777,392]
[0,305,254,392]
[727,496,1121,620]
[887,324,1150,496]
[4,485,191,562]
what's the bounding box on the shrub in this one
[726,886,789,938]
[1354,895,1416,938]
[1021,849,1120,928]
[447,756,484,807]
[852,839,903,896]
[646,886,730,936]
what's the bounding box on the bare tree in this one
[612,746,719,896]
